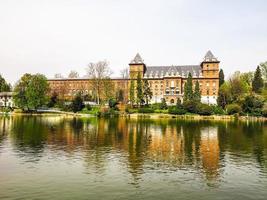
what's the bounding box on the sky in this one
[0,0,267,84]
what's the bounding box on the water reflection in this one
[0,116,267,186]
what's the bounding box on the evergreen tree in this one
[193,81,201,102]
[183,73,193,102]
[129,80,135,107]
[252,66,264,93]
[176,98,183,109]
[0,74,11,92]
[71,93,84,113]
[219,69,225,87]
[136,73,144,106]
[143,79,152,105]
[160,98,167,110]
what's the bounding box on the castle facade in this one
[48,51,220,105]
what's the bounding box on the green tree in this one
[143,79,152,105]
[160,98,167,110]
[183,73,193,102]
[117,89,124,102]
[25,74,49,110]
[48,91,58,108]
[229,72,250,102]
[14,74,49,110]
[129,80,135,106]
[193,81,201,102]
[219,69,225,87]
[0,74,11,92]
[71,93,84,113]
[252,66,264,93]
[136,73,144,106]
[217,82,232,108]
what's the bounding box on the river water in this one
[0,116,266,200]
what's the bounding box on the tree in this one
[229,72,250,102]
[259,61,267,82]
[129,80,135,106]
[120,67,129,79]
[25,74,49,110]
[219,69,225,87]
[102,78,115,102]
[193,81,201,102]
[87,60,112,104]
[143,79,152,105]
[71,93,84,113]
[217,82,232,108]
[117,89,124,102]
[160,98,167,110]
[68,70,79,78]
[183,73,193,102]
[252,66,264,93]
[54,73,63,79]
[242,95,264,115]
[136,73,144,106]
[48,91,58,107]
[0,74,11,92]
[14,74,49,110]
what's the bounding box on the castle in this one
[48,51,220,105]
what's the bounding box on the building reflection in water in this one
[1,116,266,185]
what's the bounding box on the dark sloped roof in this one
[203,50,218,62]
[130,53,144,64]
[144,65,202,78]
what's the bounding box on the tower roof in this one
[203,50,218,62]
[130,53,144,64]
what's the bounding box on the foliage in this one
[242,95,264,115]
[196,103,213,116]
[193,81,201,102]
[138,107,154,113]
[183,73,193,102]
[136,73,144,106]
[219,69,225,87]
[14,74,49,110]
[229,72,250,102]
[226,104,242,115]
[262,105,267,117]
[47,92,58,107]
[108,98,118,110]
[252,66,264,93]
[211,105,225,115]
[217,82,232,108]
[160,98,168,110]
[0,74,11,92]
[176,98,183,109]
[116,89,124,102]
[183,100,198,113]
[168,106,186,115]
[71,93,85,113]
[129,80,135,106]
[143,79,152,105]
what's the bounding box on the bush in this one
[160,98,168,110]
[138,107,154,113]
[85,104,92,111]
[168,106,186,115]
[108,98,118,110]
[242,95,264,114]
[197,103,213,116]
[226,104,242,115]
[262,108,267,117]
[151,103,161,110]
[183,100,198,113]
[211,105,225,115]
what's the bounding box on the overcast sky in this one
[0,0,267,84]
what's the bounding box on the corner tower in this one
[201,50,220,78]
[129,53,147,79]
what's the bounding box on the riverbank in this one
[1,111,266,121]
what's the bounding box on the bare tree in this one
[54,73,63,79]
[68,70,79,78]
[86,60,112,104]
[120,67,129,79]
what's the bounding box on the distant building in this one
[48,51,220,104]
[0,92,14,108]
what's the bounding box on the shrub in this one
[168,106,186,115]
[138,107,154,113]
[262,108,267,117]
[108,98,118,110]
[85,104,92,111]
[211,105,225,115]
[151,103,161,110]
[160,98,168,110]
[183,100,198,113]
[197,103,213,116]
[242,95,264,114]
[226,104,242,115]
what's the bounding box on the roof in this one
[144,65,202,79]
[203,50,218,62]
[130,53,144,64]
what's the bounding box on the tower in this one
[129,53,146,79]
[201,50,220,78]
